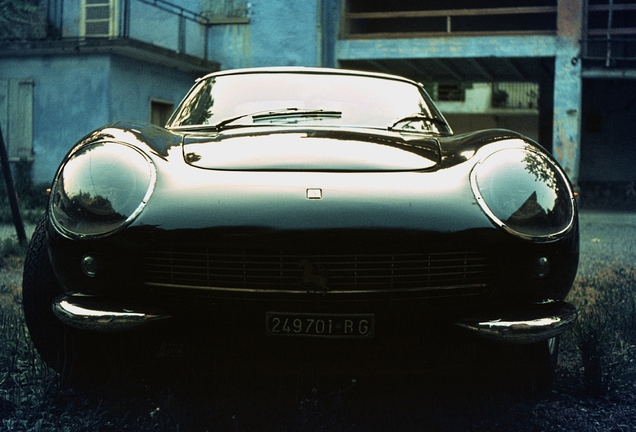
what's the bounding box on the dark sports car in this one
[22,67,578,383]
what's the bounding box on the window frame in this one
[150,98,175,127]
[80,0,118,38]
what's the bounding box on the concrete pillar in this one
[553,0,583,187]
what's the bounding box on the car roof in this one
[199,66,419,86]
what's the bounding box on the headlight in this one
[470,146,575,241]
[50,142,156,238]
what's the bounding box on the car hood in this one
[181,128,440,171]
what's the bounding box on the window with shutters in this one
[0,79,34,161]
[81,0,117,38]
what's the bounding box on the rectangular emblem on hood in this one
[306,188,322,199]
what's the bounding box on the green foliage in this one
[492,89,509,108]
[0,236,26,267]
[565,266,636,396]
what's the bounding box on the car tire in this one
[526,336,560,392]
[476,337,560,394]
[22,216,158,383]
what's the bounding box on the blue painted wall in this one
[110,56,196,122]
[0,55,110,184]
[206,0,322,69]
[0,53,197,184]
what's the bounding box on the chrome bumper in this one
[52,294,576,343]
[454,301,577,344]
[52,295,171,332]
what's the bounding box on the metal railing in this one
[491,83,539,110]
[122,0,209,58]
[44,0,213,60]
[583,1,636,65]
[342,4,558,38]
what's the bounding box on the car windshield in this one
[167,72,451,134]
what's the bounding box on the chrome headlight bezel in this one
[470,141,576,242]
[50,142,157,239]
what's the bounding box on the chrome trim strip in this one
[469,143,576,243]
[52,295,170,332]
[145,281,487,295]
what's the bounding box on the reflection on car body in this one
[22,67,579,385]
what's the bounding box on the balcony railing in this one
[43,0,219,61]
[342,3,558,39]
[123,0,209,58]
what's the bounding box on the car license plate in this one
[266,312,375,338]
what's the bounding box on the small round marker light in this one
[532,256,551,278]
[81,255,99,277]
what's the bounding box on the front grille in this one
[142,248,490,297]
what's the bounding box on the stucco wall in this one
[0,53,200,184]
[0,55,111,184]
[206,0,322,69]
[109,56,198,123]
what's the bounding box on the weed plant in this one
[562,266,636,397]
[0,260,57,430]
[0,158,47,224]
[0,238,26,270]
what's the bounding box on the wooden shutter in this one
[0,79,34,161]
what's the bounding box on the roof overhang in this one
[0,38,219,75]
[337,36,557,83]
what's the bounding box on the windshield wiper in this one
[254,108,341,120]
[213,108,342,130]
[388,113,448,132]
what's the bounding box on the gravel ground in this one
[577,210,636,277]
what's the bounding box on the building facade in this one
[1,0,635,194]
